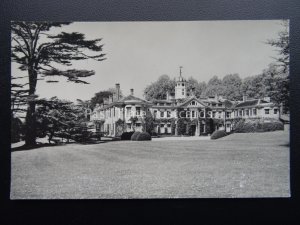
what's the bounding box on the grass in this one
[10,129,290,199]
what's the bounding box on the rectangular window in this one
[192,111,195,118]
[167,124,171,127]
[136,107,141,116]
[253,109,257,116]
[186,111,191,118]
[226,112,230,118]
[218,111,222,118]
[264,109,270,114]
[154,110,157,117]
[126,107,131,117]
[246,110,249,116]
[200,111,204,118]
[167,111,171,117]
[274,109,278,114]
[239,110,242,116]
[160,111,164,118]
[212,111,216,118]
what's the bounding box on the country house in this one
[90,74,280,136]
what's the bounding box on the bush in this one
[261,121,284,132]
[150,131,158,136]
[121,131,135,140]
[136,132,152,141]
[211,130,227,140]
[131,131,141,141]
[72,130,94,143]
[234,119,284,133]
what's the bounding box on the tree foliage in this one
[11,22,106,146]
[35,97,85,143]
[142,111,155,134]
[265,21,289,112]
[90,87,123,109]
[186,77,206,97]
[143,74,176,100]
[202,75,224,97]
[222,74,242,100]
[266,20,289,74]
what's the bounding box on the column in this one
[204,107,207,134]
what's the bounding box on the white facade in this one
[90,77,280,137]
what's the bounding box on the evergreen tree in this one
[11,22,106,146]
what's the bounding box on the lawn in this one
[11,129,290,199]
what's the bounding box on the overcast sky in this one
[12,20,286,101]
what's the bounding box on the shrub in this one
[261,121,284,132]
[150,131,158,136]
[121,131,135,140]
[131,131,141,141]
[234,119,284,133]
[136,132,152,141]
[211,130,227,140]
[72,130,94,143]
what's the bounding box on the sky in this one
[12,20,286,101]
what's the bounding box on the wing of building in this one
[90,75,280,137]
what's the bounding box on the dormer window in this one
[191,101,196,105]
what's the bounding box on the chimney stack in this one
[243,95,247,102]
[130,88,134,96]
[109,95,113,104]
[115,83,120,100]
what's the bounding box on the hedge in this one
[131,131,141,141]
[121,131,135,140]
[136,132,152,141]
[234,119,284,133]
[211,130,227,140]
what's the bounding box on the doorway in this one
[190,125,196,136]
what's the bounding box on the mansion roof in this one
[235,99,272,108]
[94,93,276,111]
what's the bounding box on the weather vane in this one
[179,66,183,77]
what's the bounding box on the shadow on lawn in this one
[279,142,290,148]
[11,137,121,152]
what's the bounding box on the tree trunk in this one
[24,66,38,146]
[24,101,37,146]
